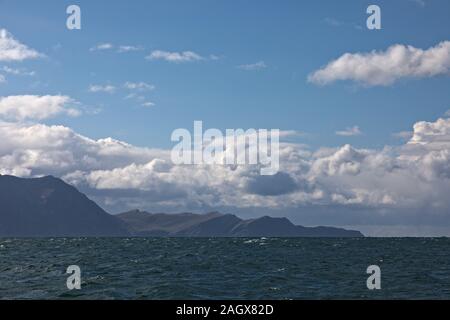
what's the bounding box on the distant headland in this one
[0,175,363,238]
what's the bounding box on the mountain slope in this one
[0,175,129,237]
[0,175,363,238]
[117,210,224,236]
[118,210,363,237]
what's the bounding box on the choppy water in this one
[0,238,449,299]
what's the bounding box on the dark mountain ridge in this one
[0,175,363,238]
[118,210,364,238]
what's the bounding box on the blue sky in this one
[1,0,450,236]
[1,0,449,149]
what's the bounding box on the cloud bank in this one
[1,102,450,235]
[0,95,80,121]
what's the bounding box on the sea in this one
[0,237,449,300]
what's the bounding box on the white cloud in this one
[237,61,267,71]
[408,117,450,146]
[146,50,204,63]
[90,43,144,53]
[0,95,80,121]
[311,144,366,176]
[89,84,116,94]
[0,121,166,178]
[0,29,43,62]
[89,43,114,52]
[0,74,5,83]
[124,93,145,101]
[141,101,155,107]
[118,45,143,53]
[2,66,35,76]
[124,82,155,91]
[308,41,450,86]
[336,126,362,136]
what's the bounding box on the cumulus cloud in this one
[237,61,267,71]
[0,95,80,121]
[308,41,450,86]
[146,50,204,63]
[336,126,362,136]
[0,29,43,61]
[0,121,167,177]
[89,84,116,94]
[0,115,449,212]
[310,144,376,178]
[408,118,450,146]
